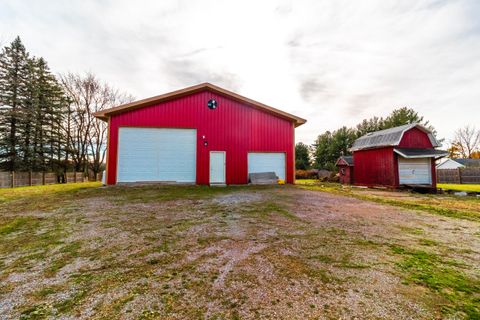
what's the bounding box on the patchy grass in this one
[438,183,480,193]
[0,217,32,235]
[109,184,268,205]
[0,182,479,319]
[296,180,480,222]
[0,216,66,262]
[397,225,425,235]
[19,303,53,319]
[390,245,480,318]
[32,285,64,298]
[44,241,83,277]
[418,238,439,247]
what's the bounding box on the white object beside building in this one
[436,158,465,169]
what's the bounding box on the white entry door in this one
[398,157,432,185]
[117,128,196,183]
[248,152,286,180]
[210,151,226,184]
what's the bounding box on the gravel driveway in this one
[0,184,478,319]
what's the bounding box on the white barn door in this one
[209,151,226,184]
[117,128,196,183]
[248,152,286,180]
[398,157,431,185]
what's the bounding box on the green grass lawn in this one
[438,183,480,192]
[0,181,102,199]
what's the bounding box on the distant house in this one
[436,158,465,169]
[346,123,448,188]
[455,158,480,168]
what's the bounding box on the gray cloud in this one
[0,0,479,144]
[177,47,223,59]
[346,94,376,117]
[299,78,328,102]
[275,3,292,15]
[162,57,241,91]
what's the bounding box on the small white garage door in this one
[117,128,196,183]
[248,152,285,180]
[398,157,431,185]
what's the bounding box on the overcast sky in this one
[1,0,479,145]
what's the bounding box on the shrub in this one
[296,170,318,179]
[295,170,308,179]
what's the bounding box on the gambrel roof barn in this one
[349,123,448,189]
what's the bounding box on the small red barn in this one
[335,156,354,184]
[93,83,306,185]
[350,123,448,189]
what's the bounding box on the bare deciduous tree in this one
[451,125,480,158]
[60,73,133,179]
[87,82,133,180]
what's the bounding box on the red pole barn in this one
[93,83,306,185]
[349,123,448,189]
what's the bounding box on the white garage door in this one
[248,152,285,180]
[117,128,196,183]
[398,157,431,185]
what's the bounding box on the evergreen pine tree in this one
[0,36,29,171]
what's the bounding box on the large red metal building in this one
[94,83,306,185]
[348,124,448,188]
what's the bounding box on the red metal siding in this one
[106,90,295,185]
[338,165,353,184]
[393,153,400,186]
[353,147,397,187]
[398,128,433,148]
[353,128,439,188]
[430,159,437,188]
[399,127,436,187]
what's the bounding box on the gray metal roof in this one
[394,148,448,159]
[455,158,480,167]
[336,156,354,166]
[350,123,440,151]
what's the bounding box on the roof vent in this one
[207,99,217,110]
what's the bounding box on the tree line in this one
[0,36,132,180]
[296,107,436,171]
[450,126,480,159]
[296,107,480,171]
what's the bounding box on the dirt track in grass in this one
[0,183,478,319]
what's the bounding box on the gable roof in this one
[335,156,354,166]
[350,123,440,151]
[436,158,465,169]
[93,82,307,127]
